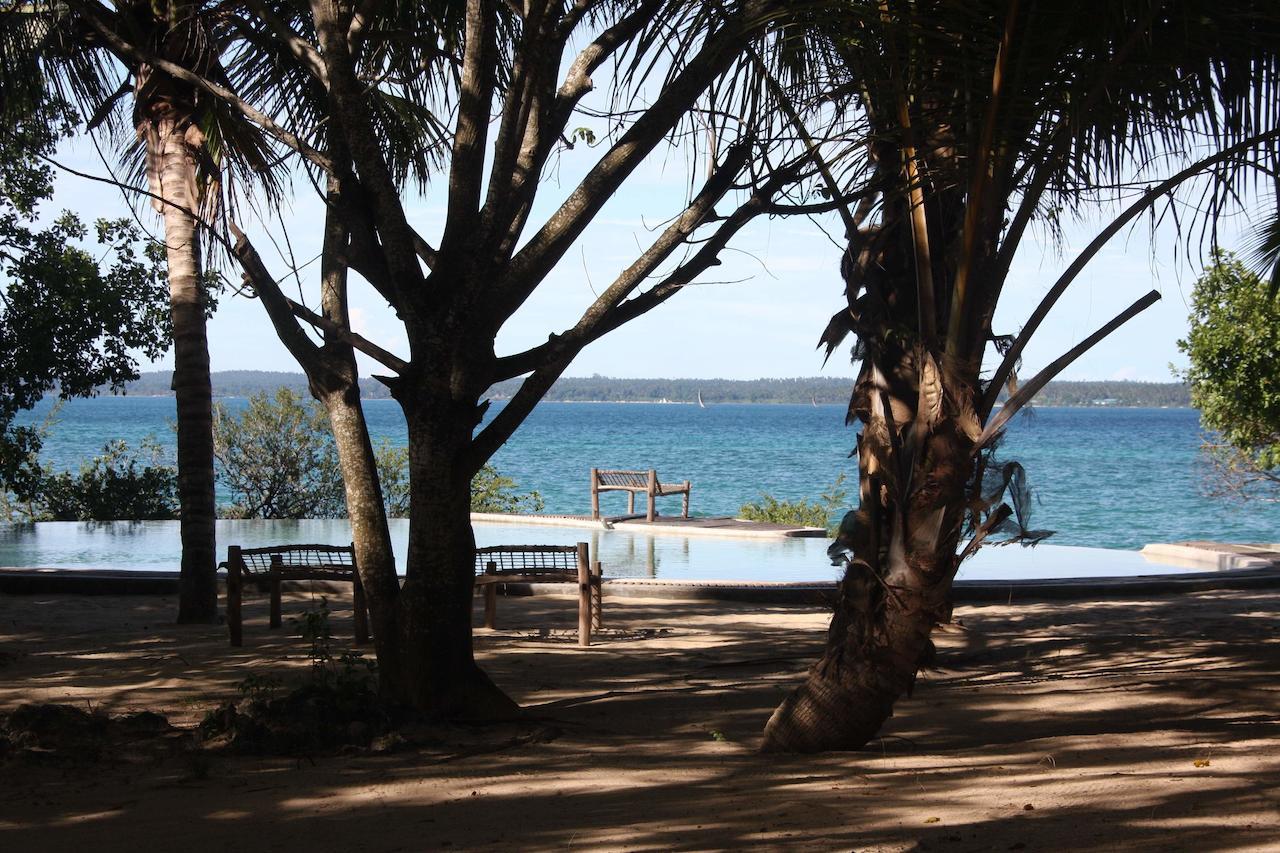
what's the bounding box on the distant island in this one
[111,370,1192,408]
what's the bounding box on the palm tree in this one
[4,0,280,622]
[759,0,1280,752]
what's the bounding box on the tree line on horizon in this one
[109,371,1191,408]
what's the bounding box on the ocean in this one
[12,396,1279,551]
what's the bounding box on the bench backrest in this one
[228,544,356,577]
[595,470,652,488]
[475,544,583,576]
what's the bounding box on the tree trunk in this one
[395,385,517,717]
[318,378,405,697]
[146,115,218,624]
[763,167,977,749]
[762,358,972,751]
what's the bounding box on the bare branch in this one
[285,296,410,374]
[437,0,500,258]
[228,223,323,373]
[496,1,775,319]
[490,148,798,387]
[310,0,426,302]
[979,128,1280,420]
[483,0,664,263]
[976,289,1161,449]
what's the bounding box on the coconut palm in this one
[1,0,288,622]
[759,0,1280,752]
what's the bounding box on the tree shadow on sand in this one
[1,589,1277,851]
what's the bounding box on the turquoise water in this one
[0,519,1199,582]
[13,397,1280,550]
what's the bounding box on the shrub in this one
[40,439,178,520]
[738,474,848,533]
[214,387,543,519]
[213,388,345,518]
[471,463,545,514]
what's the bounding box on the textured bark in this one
[146,115,218,624]
[396,377,516,717]
[762,392,971,752]
[319,380,404,692]
[764,138,979,751]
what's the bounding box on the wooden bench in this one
[221,544,369,648]
[590,468,691,522]
[474,543,602,647]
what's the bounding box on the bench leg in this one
[483,562,498,629]
[682,482,690,518]
[647,469,657,521]
[591,560,603,631]
[484,583,498,629]
[228,558,243,648]
[590,468,600,520]
[352,574,369,645]
[269,571,282,629]
[577,543,591,647]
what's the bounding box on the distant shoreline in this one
[91,371,1193,409]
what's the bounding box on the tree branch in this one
[495,0,776,320]
[489,147,797,393]
[228,223,323,374]
[437,0,500,260]
[979,127,1280,420]
[490,140,753,380]
[310,0,426,306]
[285,296,410,374]
[976,289,1160,449]
[230,221,408,375]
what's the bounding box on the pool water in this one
[0,519,1201,583]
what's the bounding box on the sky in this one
[46,118,1259,386]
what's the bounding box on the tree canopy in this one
[1179,253,1280,499]
[0,95,170,496]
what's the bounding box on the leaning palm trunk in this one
[763,350,974,751]
[763,176,979,749]
[145,113,218,624]
[759,0,1280,752]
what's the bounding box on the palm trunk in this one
[763,350,973,752]
[764,159,978,750]
[147,116,218,624]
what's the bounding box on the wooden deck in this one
[469,512,827,538]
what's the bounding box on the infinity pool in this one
[0,519,1203,583]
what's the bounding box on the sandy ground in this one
[0,584,1278,852]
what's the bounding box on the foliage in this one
[471,464,544,515]
[200,599,382,755]
[739,474,848,533]
[213,388,540,518]
[291,598,378,693]
[0,97,170,494]
[1177,253,1280,499]
[213,389,346,519]
[39,439,178,521]
[374,440,410,518]
[0,403,61,522]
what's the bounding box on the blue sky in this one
[48,130,1255,385]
